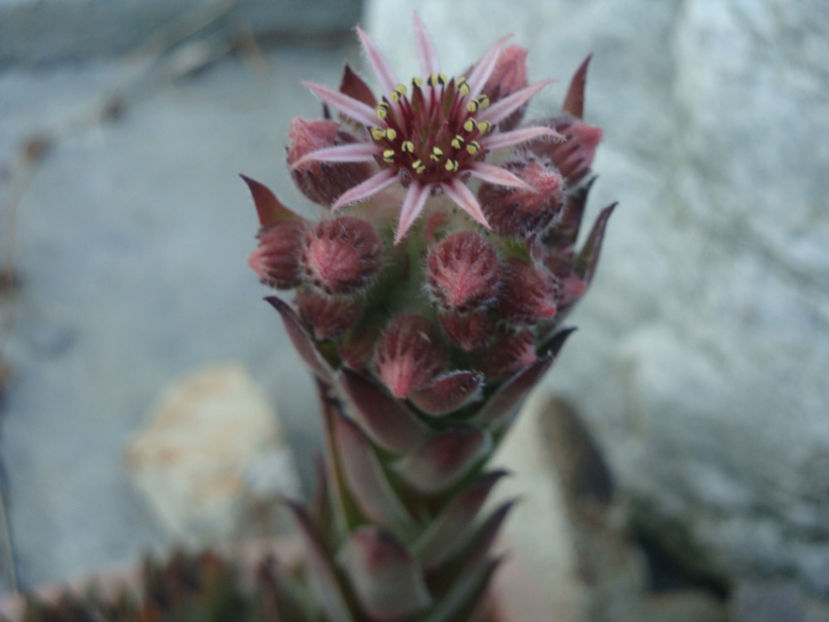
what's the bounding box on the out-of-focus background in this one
[1,0,828,618]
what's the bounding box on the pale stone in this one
[366,0,829,596]
[126,363,299,546]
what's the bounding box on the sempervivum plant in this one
[246,14,615,621]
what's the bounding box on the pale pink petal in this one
[291,143,379,169]
[332,169,398,210]
[303,82,377,126]
[480,126,562,151]
[468,162,532,190]
[442,179,491,230]
[466,35,511,98]
[413,12,439,77]
[478,79,554,124]
[356,27,398,97]
[394,183,431,244]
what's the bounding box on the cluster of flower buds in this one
[245,14,615,621]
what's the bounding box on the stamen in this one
[464,119,477,132]
[371,127,386,141]
[401,141,415,153]
[450,135,465,149]
[391,83,408,102]
[412,159,426,174]
[466,140,481,155]
[429,146,444,162]
[412,77,423,88]
[476,120,493,134]
[445,159,459,172]
[376,102,390,120]
[438,73,448,85]
[466,94,490,112]
[383,149,396,163]
[385,128,398,141]
[456,77,470,95]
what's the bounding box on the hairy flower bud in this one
[482,45,529,130]
[427,231,500,312]
[248,220,306,289]
[374,315,447,398]
[296,290,363,340]
[438,309,493,351]
[530,117,602,184]
[479,158,564,237]
[301,216,383,295]
[498,258,557,324]
[540,253,587,308]
[287,119,373,206]
[473,328,537,379]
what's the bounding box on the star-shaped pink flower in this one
[291,13,561,244]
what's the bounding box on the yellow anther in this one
[385,128,397,141]
[371,127,386,141]
[450,134,465,149]
[466,140,481,155]
[476,94,490,109]
[466,100,478,113]
[376,102,389,120]
[393,83,407,99]
[445,159,459,172]
[456,77,469,95]
[411,76,423,88]
[382,149,395,162]
[429,146,444,162]
[464,119,477,132]
[412,159,426,173]
[438,73,448,85]
[476,120,492,134]
[401,140,415,153]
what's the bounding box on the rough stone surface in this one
[126,363,299,546]
[0,40,358,593]
[368,0,829,597]
[0,0,362,65]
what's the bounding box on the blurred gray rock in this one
[367,0,829,597]
[126,363,299,546]
[0,0,362,65]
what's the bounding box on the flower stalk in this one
[246,14,615,621]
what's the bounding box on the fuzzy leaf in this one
[574,202,616,285]
[339,368,428,454]
[339,63,377,108]
[332,412,417,533]
[283,500,356,622]
[551,175,597,254]
[562,54,592,119]
[266,296,333,381]
[410,370,484,416]
[240,174,301,228]
[414,470,508,568]
[338,527,432,621]
[394,426,491,494]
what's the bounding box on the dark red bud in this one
[301,216,383,295]
[479,158,564,238]
[474,328,537,380]
[374,315,447,398]
[426,231,500,312]
[287,118,373,206]
[498,258,557,324]
[248,220,307,289]
[296,290,363,341]
[482,45,529,130]
[438,310,493,351]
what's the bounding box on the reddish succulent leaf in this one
[453,500,518,572]
[394,426,491,494]
[266,296,333,381]
[240,174,301,228]
[551,175,596,254]
[423,557,502,622]
[338,527,432,621]
[339,368,428,454]
[339,63,377,108]
[562,54,592,119]
[574,202,617,285]
[283,500,356,622]
[473,328,575,427]
[410,370,484,416]
[332,412,417,532]
[415,470,509,568]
